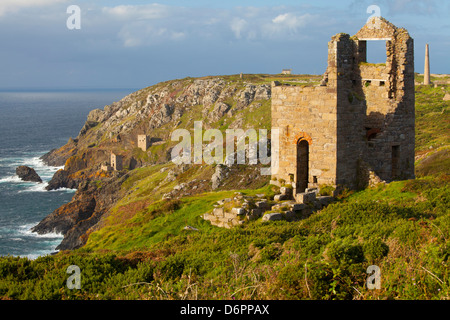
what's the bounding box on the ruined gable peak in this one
[354,16,406,40]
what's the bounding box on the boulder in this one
[16,166,42,183]
[291,203,306,211]
[274,194,289,201]
[262,212,283,222]
[255,201,271,211]
[231,207,246,215]
[247,208,262,220]
[280,186,293,196]
[295,191,316,204]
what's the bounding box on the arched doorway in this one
[296,139,309,192]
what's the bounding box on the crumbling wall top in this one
[354,16,409,40]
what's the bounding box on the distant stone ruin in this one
[110,152,123,171]
[271,17,415,197]
[100,163,112,172]
[137,134,149,152]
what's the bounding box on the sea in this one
[0,89,135,259]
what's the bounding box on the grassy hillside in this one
[0,75,449,300]
[1,176,447,300]
[414,81,450,177]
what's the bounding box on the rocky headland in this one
[34,75,316,250]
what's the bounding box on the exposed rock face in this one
[16,166,42,183]
[206,102,231,122]
[32,175,127,250]
[40,77,273,175]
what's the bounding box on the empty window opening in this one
[313,176,318,184]
[379,81,385,86]
[366,40,388,65]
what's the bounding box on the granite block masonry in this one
[271,17,415,195]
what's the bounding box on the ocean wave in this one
[23,156,64,180]
[0,155,63,177]
[0,154,66,192]
[10,238,25,241]
[49,187,76,193]
[0,175,23,183]
[18,224,64,239]
[17,182,49,193]
[18,184,76,193]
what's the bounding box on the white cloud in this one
[102,4,188,47]
[0,0,67,16]
[101,4,169,20]
[269,12,315,34]
[230,18,248,39]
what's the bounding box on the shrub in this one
[319,185,335,196]
[324,238,365,266]
[363,238,389,263]
[157,254,186,280]
[258,243,282,262]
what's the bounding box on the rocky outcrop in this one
[40,137,78,167]
[211,164,229,190]
[16,166,42,183]
[206,102,231,122]
[45,169,79,191]
[32,174,127,250]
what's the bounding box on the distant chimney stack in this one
[424,44,430,85]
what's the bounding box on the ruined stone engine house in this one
[271,17,415,194]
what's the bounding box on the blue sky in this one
[0,0,448,89]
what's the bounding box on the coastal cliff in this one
[35,74,316,250]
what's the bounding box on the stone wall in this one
[271,17,415,193]
[271,84,338,192]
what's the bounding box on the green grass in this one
[1,174,448,300]
[85,184,277,251]
[415,84,450,153]
[1,74,449,300]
